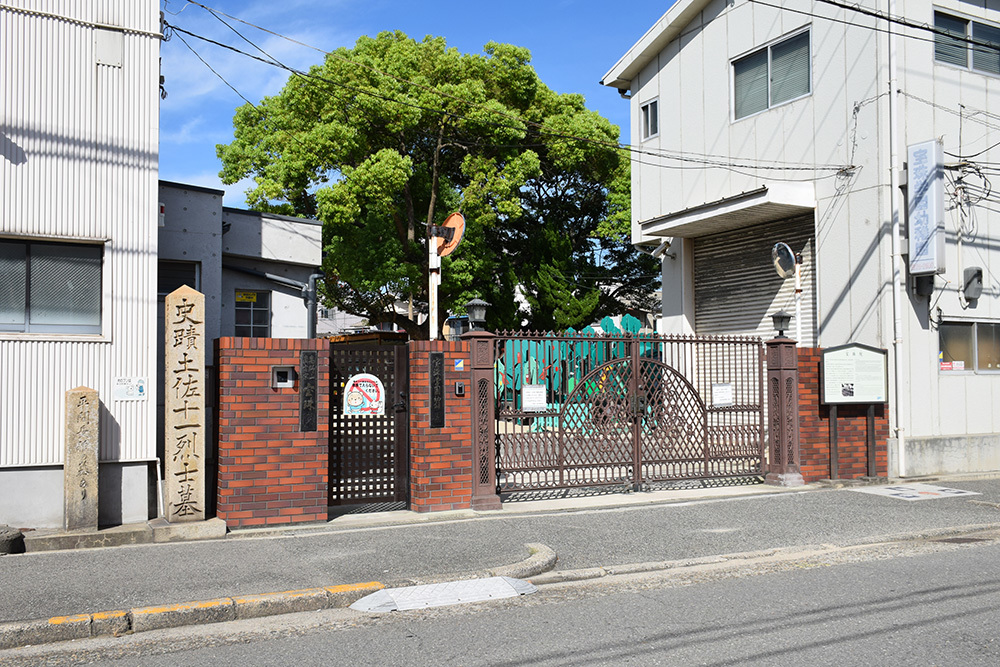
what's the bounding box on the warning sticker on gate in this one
[343,373,386,416]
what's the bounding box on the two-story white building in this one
[1,1,161,527]
[603,0,1000,476]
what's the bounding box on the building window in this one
[234,290,270,337]
[0,240,103,334]
[940,321,1000,372]
[158,261,200,297]
[640,99,659,140]
[733,30,811,119]
[935,11,1000,75]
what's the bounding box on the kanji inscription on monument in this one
[164,286,206,522]
[64,386,99,531]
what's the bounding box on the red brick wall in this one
[797,347,889,482]
[215,338,330,528]
[408,341,474,512]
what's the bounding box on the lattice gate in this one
[329,342,409,506]
[495,332,764,492]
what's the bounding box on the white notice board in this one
[522,384,547,412]
[821,343,887,405]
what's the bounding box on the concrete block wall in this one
[797,347,889,482]
[408,341,475,512]
[215,338,330,528]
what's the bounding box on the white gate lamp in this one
[771,310,793,338]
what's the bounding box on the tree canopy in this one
[217,31,658,337]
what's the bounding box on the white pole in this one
[888,0,906,477]
[428,240,441,340]
[794,261,802,345]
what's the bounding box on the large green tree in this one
[217,31,657,337]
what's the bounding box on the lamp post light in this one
[465,298,490,332]
[771,310,793,339]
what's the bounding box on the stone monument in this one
[164,286,206,522]
[64,386,99,531]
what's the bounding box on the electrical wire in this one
[163,10,852,177]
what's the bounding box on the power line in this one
[163,9,852,177]
[815,0,1000,53]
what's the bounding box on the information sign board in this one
[821,343,888,405]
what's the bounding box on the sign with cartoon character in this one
[343,373,386,416]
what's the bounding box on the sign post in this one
[821,343,888,478]
[427,212,465,340]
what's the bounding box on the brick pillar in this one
[765,337,804,486]
[408,340,477,512]
[464,331,500,510]
[215,338,330,528]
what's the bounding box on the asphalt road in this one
[6,530,1000,665]
[2,479,1000,623]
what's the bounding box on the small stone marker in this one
[64,386,99,531]
[164,286,206,523]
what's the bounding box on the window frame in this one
[732,28,812,121]
[939,320,1000,373]
[934,10,1000,77]
[234,289,271,338]
[640,98,659,141]
[157,260,201,298]
[0,237,108,338]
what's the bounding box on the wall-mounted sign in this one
[343,373,386,416]
[113,377,147,401]
[822,343,888,405]
[522,384,547,412]
[711,383,734,408]
[300,351,318,431]
[235,291,257,302]
[907,140,945,275]
[430,353,445,427]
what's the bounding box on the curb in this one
[0,582,383,650]
[0,542,556,651]
[527,523,1000,586]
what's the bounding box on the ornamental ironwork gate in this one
[329,342,409,506]
[494,331,764,492]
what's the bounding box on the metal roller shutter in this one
[693,215,816,345]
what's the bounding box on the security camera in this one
[634,239,673,259]
[651,240,670,258]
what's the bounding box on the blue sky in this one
[158,0,671,207]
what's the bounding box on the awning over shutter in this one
[639,183,815,239]
[693,215,816,346]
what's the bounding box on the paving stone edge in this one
[0,582,384,651]
[0,541,557,651]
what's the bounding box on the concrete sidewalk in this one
[3,475,1000,651]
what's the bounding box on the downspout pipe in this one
[888,0,907,476]
[225,264,324,339]
[305,270,324,339]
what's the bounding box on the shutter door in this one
[693,215,816,345]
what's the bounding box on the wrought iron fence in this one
[494,329,764,492]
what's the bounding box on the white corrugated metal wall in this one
[693,215,817,346]
[0,1,159,466]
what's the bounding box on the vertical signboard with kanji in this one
[164,286,206,522]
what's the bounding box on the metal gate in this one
[329,342,409,506]
[495,332,764,492]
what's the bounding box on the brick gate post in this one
[463,330,501,510]
[765,337,805,487]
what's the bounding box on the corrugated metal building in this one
[602,0,1000,477]
[1,1,161,527]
